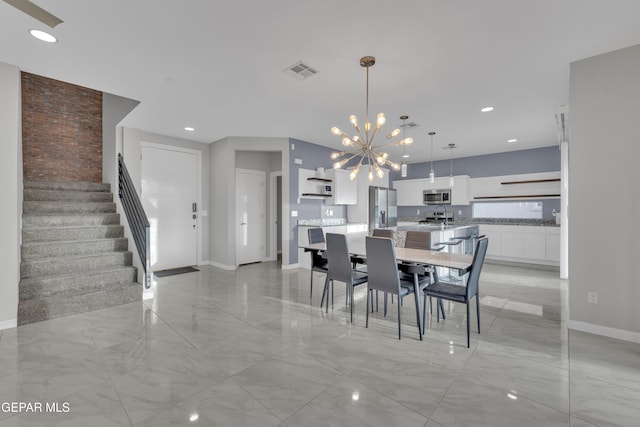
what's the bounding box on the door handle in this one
[240,222,247,225]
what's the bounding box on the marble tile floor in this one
[1,262,639,426]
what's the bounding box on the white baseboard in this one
[568,320,640,344]
[210,261,237,271]
[0,318,17,331]
[281,263,300,270]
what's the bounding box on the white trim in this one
[142,288,154,301]
[210,261,237,271]
[140,141,204,266]
[269,171,282,263]
[281,263,300,270]
[0,318,17,331]
[568,320,640,344]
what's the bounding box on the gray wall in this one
[288,138,347,264]
[569,44,640,336]
[210,137,289,268]
[391,146,561,220]
[0,62,21,327]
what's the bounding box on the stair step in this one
[21,238,129,260]
[19,266,137,300]
[23,201,116,214]
[22,225,124,243]
[24,180,111,193]
[22,213,121,227]
[24,189,114,202]
[21,251,132,278]
[18,282,141,325]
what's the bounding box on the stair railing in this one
[118,153,151,289]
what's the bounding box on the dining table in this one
[301,236,474,337]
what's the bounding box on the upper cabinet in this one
[326,169,357,205]
[393,175,470,206]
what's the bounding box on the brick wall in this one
[22,72,103,183]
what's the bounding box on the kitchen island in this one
[395,222,480,254]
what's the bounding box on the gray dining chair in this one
[365,236,424,340]
[372,228,394,239]
[423,237,488,348]
[307,227,328,299]
[323,233,369,323]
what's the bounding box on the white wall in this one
[568,44,640,340]
[121,127,211,265]
[209,137,289,269]
[0,62,21,329]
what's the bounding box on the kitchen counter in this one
[297,219,367,227]
[398,217,559,227]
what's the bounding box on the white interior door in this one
[236,169,265,265]
[141,145,198,271]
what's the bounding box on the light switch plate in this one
[291,210,298,217]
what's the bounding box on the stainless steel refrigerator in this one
[368,186,397,230]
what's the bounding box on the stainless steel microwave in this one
[423,189,451,205]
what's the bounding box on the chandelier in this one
[330,56,413,181]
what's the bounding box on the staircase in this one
[18,181,141,325]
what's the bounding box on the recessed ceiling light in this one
[507,138,518,143]
[29,29,57,43]
[402,154,410,158]
[480,106,494,112]
[184,127,195,132]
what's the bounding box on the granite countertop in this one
[398,217,559,227]
[297,219,367,227]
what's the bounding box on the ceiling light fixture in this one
[507,138,517,143]
[330,56,413,181]
[480,106,494,112]
[184,127,195,132]
[443,143,457,187]
[428,131,436,183]
[29,29,57,43]
[400,115,409,177]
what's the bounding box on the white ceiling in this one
[2,0,640,163]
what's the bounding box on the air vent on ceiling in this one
[400,122,418,128]
[283,61,318,80]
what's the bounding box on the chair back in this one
[365,236,401,294]
[404,231,431,250]
[308,227,325,244]
[326,233,353,283]
[466,237,488,298]
[372,228,394,239]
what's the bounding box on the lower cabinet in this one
[479,224,560,265]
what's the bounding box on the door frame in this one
[235,168,266,265]
[269,171,282,262]
[140,141,203,266]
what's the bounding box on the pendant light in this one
[428,131,435,183]
[400,115,409,177]
[444,143,457,187]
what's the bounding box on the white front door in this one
[236,169,265,265]
[141,144,198,271]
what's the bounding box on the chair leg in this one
[422,293,427,332]
[310,271,313,298]
[350,285,354,323]
[466,302,471,348]
[439,298,446,319]
[384,293,388,316]
[366,288,370,328]
[375,290,379,312]
[476,294,481,333]
[397,298,402,340]
[321,276,329,308]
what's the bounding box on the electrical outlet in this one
[416,209,420,215]
[458,210,462,215]
[588,292,598,304]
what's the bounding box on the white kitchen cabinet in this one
[522,226,546,261]
[479,224,501,257]
[500,226,524,259]
[393,179,425,206]
[326,169,357,205]
[347,168,388,224]
[393,175,470,206]
[545,227,561,262]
